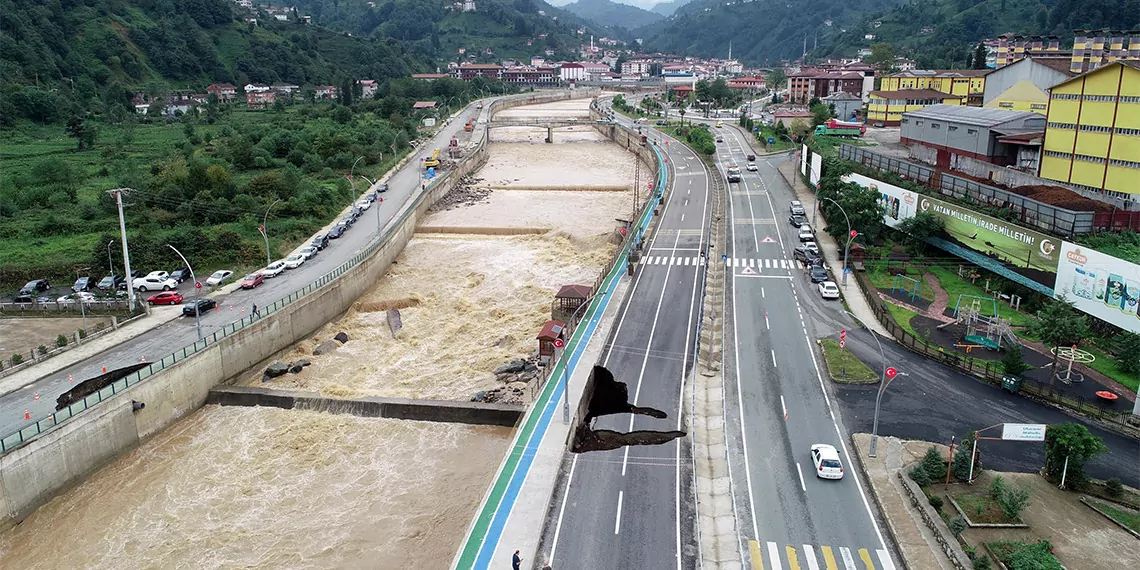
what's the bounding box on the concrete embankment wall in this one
[0,89,596,531]
[207,386,523,427]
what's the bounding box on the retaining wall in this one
[0,90,593,531]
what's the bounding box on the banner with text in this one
[809,152,822,187]
[1055,242,1140,334]
[800,144,808,176]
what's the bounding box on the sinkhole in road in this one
[571,365,686,453]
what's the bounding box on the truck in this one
[814,119,866,137]
[726,164,742,183]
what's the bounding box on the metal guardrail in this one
[0,93,573,454]
[0,300,132,313]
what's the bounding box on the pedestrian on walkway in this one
[251,303,259,318]
[512,550,522,570]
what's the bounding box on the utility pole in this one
[108,188,137,311]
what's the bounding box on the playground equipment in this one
[1048,345,1094,385]
[939,295,1016,351]
[891,274,921,302]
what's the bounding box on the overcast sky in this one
[546,0,663,9]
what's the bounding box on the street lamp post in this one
[106,240,116,281]
[819,196,854,287]
[168,245,202,340]
[76,266,89,332]
[361,175,381,231]
[843,310,897,458]
[261,198,282,267]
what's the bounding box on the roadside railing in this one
[1,92,589,454]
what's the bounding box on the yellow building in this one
[982,57,1076,115]
[867,89,963,126]
[880,70,991,105]
[1039,61,1140,200]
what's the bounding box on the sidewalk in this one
[774,160,890,337]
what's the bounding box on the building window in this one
[1117,127,1140,137]
[1052,93,1080,101]
[948,125,958,131]
[915,120,923,126]
[1122,96,1140,103]
[967,129,978,135]
[1030,103,1047,110]
[998,102,1014,108]
[900,118,909,124]
[931,123,940,129]
[1047,122,1076,129]
[1109,158,1140,169]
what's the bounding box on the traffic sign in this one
[553,338,564,349]
[839,338,846,349]
[850,229,858,238]
[840,329,846,340]
[767,137,774,143]
[885,367,898,379]
[195,281,202,289]
[378,197,383,203]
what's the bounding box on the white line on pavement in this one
[614,490,624,535]
[796,462,807,492]
[771,349,777,367]
[548,454,578,562]
[804,545,821,570]
[767,542,784,570]
[781,395,787,420]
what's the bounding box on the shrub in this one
[948,515,967,536]
[990,476,1031,520]
[928,495,944,511]
[11,353,23,365]
[37,344,48,355]
[989,476,1008,500]
[952,437,976,481]
[78,328,87,339]
[910,466,933,487]
[919,446,946,481]
[56,334,68,347]
[1105,477,1124,499]
[972,556,992,570]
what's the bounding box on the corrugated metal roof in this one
[902,104,1039,127]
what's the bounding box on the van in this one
[726,165,742,183]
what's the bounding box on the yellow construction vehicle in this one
[423,147,441,169]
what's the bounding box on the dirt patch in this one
[427,175,493,213]
[1007,184,1112,212]
[0,316,112,356]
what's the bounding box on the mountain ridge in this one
[561,0,663,31]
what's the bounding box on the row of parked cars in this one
[786,200,841,301]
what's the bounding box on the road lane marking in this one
[765,313,769,329]
[781,395,787,419]
[548,454,578,562]
[804,545,821,570]
[876,549,896,570]
[772,349,777,367]
[839,547,856,569]
[737,274,792,280]
[614,490,623,534]
[821,546,839,570]
[767,542,784,570]
[761,287,765,298]
[796,462,806,491]
[786,545,802,570]
[681,214,685,222]
[749,540,765,570]
[858,549,875,569]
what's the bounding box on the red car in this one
[240,273,265,289]
[147,291,184,305]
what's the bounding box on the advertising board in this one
[842,173,1062,288]
[1055,241,1140,334]
[1001,423,1047,441]
[800,144,808,175]
[809,152,822,187]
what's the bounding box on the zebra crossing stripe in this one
[785,545,801,570]
[839,547,856,570]
[821,546,839,570]
[876,550,896,570]
[767,542,783,570]
[858,549,875,570]
[749,540,764,570]
[803,545,821,570]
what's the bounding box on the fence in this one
[838,144,1098,237]
[0,91,594,454]
[855,271,1132,427]
[0,299,132,314]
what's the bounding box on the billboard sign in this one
[800,144,808,175]
[1055,242,1140,333]
[809,152,822,187]
[842,173,1062,288]
[1001,423,1047,441]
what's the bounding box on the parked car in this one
[169,268,192,283]
[818,281,840,300]
[118,270,142,289]
[19,279,51,296]
[810,444,844,480]
[72,277,93,292]
[145,271,170,281]
[356,198,372,211]
[789,200,806,216]
[147,291,184,305]
[311,234,330,250]
[205,270,233,287]
[809,264,830,283]
[788,214,806,227]
[133,275,178,292]
[182,298,217,316]
[798,226,815,242]
[97,274,124,290]
[240,273,265,289]
[655,119,666,125]
[793,246,822,267]
[263,261,287,278]
[747,163,758,171]
[377,183,389,194]
[298,246,318,260]
[13,294,34,304]
[57,292,96,305]
[284,253,306,269]
[328,223,347,239]
[803,241,819,254]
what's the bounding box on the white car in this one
[803,241,819,254]
[284,253,306,269]
[205,270,233,287]
[746,162,758,171]
[790,200,806,216]
[263,260,287,278]
[818,281,840,300]
[798,227,814,242]
[356,199,372,211]
[57,292,96,304]
[145,271,169,281]
[298,246,318,260]
[811,444,844,480]
[132,275,178,292]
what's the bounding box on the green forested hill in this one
[0,0,427,125]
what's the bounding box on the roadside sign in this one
[840,329,846,340]
[850,229,858,237]
[378,197,383,203]
[885,367,897,379]
[195,281,202,289]
[1001,423,1046,441]
[840,338,846,349]
[553,339,564,349]
[767,137,773,143]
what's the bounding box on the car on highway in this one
[97,274,124,290]
[298,246,318,260]
[284,253,306,269]
[132,275,178,292]
[746,163,758,171]
[818,281,840,300]
[72,276,93,292]
[182,298,217,316]
[810,444,844,480]
[793,246,822,267]
[205,270,233,287]
[240,273,265,290]
[263,260,287,278]
[789,214,806,227]
[146,291,184,305]
[803,241,819,254]
[328,222,348,239]
[789,200,806,216]
[19,279,51,296]
[57,292,96,305]
[715,122,723,128]
[809,264,830,284]
[746,154,756,162]
[377,183,389,194]
[715,135,724,143]
[169,268,192,283]
[798,226,815,242]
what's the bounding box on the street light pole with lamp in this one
[843,310,901,458]
[819,196,855,287]
[359,174,383,231]
[75,266,90,332]
[106,240,116,282]
[259,198,282,267]
[167,245,203,340]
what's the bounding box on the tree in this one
[1000,344,1032,376]
[810,103,831,127]
[1117,332,1140,375]
[767,67,787,94]
[895,210,944,247]
[866,42,897,77]
[65,116,89,150]
[1029,296,1091,395]
[1043,422,1107,488]
[789,118,810,140]
[340,77,353,106]
[972,43,988,70]
[951,434,976,481]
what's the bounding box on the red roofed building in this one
[787,70,865,104]
[206,83,237,102]
[453,64,503,80]
[246,90,276,110]
[727,76,766,90]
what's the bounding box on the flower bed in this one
[951,493,1025,526]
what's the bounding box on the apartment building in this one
[880,69,991,106]
[867,89,963,126]
[1038,60,1140,200]
[786,69,865,104]
[982,56,1075,114]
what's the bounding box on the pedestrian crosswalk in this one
[638,256,808,271]
[749,540,896,570]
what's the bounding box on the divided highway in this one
[0,101,486,437]
[542,105,709,569]
[715,125,897,570]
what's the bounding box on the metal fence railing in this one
[0,92,591,454]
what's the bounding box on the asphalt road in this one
[0,100,487,438]
[541,103,709,569]
[716,125,897,570]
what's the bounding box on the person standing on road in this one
[512,550,522,570]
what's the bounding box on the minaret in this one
[728,42,732,61]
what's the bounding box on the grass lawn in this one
[955,493,1023,524]
[985,541,1063,570]
[1090,500,1140,533]
[885,302,924,339]
[865,260,934,302]
[925,266,1037,328]
[755,124,794,152]
[811,134,877,157]
[819,338,878,383]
